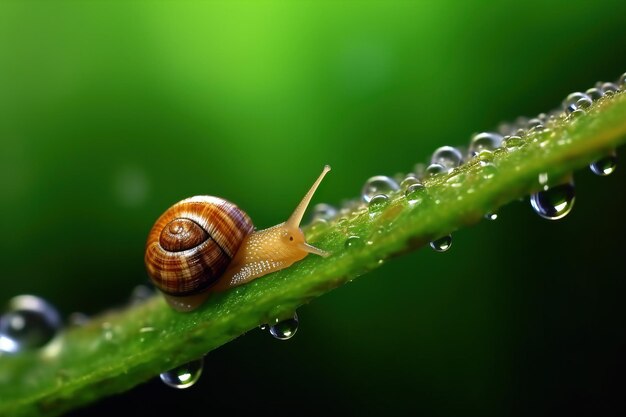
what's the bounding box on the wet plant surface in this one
[1,79,625,417]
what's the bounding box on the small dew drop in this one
[405,182,426,204]
[618,72,626,89]
[0,295,61,354]
[589,151,617,176]
[485,212,498,221]
[586,87,603,101]
[129,285,154,305]
[424,163,446,177]
[68,312,90,327]
[601,82,619,94]
[160,357,204,389]
[562,92,591,109]
[311,203,338,222]
[368,194,389,213]
[361,176,399,203]
[538,172,549,189]
[430,146,463,170]
[400,175,419,189]
[337,217,349,228]
[526,118,543,129]
[469,132,503,156]
[268,312,299,340]
[528,124,545,135]
[430,235,452,252]
[530,181,576,220]
[568,109,586,119]
[503,135,524,151]
[575,97,592,110]
[101,322,114,342]
[345,235,362,249]
[480,162,497,180]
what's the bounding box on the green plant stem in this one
[1,93,625,417]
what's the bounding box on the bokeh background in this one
[2,1,626,415]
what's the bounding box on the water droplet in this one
[530,181,575,220]
[68,312,89,327]
[129,285,154,305]
[311,203,338,222]
[400,175,419,189]
[0,295,61,354]
[528,124,545,135]
[586,87,603,101]
[503,135,524,151]
[469,132,503,156]
[485,212,498,221]
[589,151,617,176]
[101,322,114,342]
[361,176,399,203]
[413,163,426,178]
[480,162,497,180]
[526,118,543,129]
[575,97,592,109]
[345,235,362,248]
[430,235,452,252]
[601,82,619,94]
[424,163,446,177]
[562,92,591,109]
[268,313,299,340]
[618,72,626,89]
[497,121,514,136]
[337,217,349,228]
[430,146,463,170]
[160,357,204,389]
[405,183,426,204]
[538,172,549,189]
[368,194,389,213]
[568,109,586,119]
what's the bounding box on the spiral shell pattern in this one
[145,196,254,296]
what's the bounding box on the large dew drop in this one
[361,176,399,203]
[160,357,204,389]
[468,132,503,156]
[530,181,576,220]
[268,312,299,340]
[430,146,463,170]
[0,295,61,354]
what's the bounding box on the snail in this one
[145,165,331,312]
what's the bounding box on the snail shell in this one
[144,196,254,296]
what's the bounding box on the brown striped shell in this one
[144,196,255,296]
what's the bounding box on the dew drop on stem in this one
[160,357,204,389]
[530,180,576,220]
[430,235,452,252]
[267,312,299,340]
[589,151,617,176]
[0,295,61,354]
[361,176,399,203]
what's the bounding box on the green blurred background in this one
[1,1,625,415]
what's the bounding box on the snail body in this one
[145,166,331,312]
